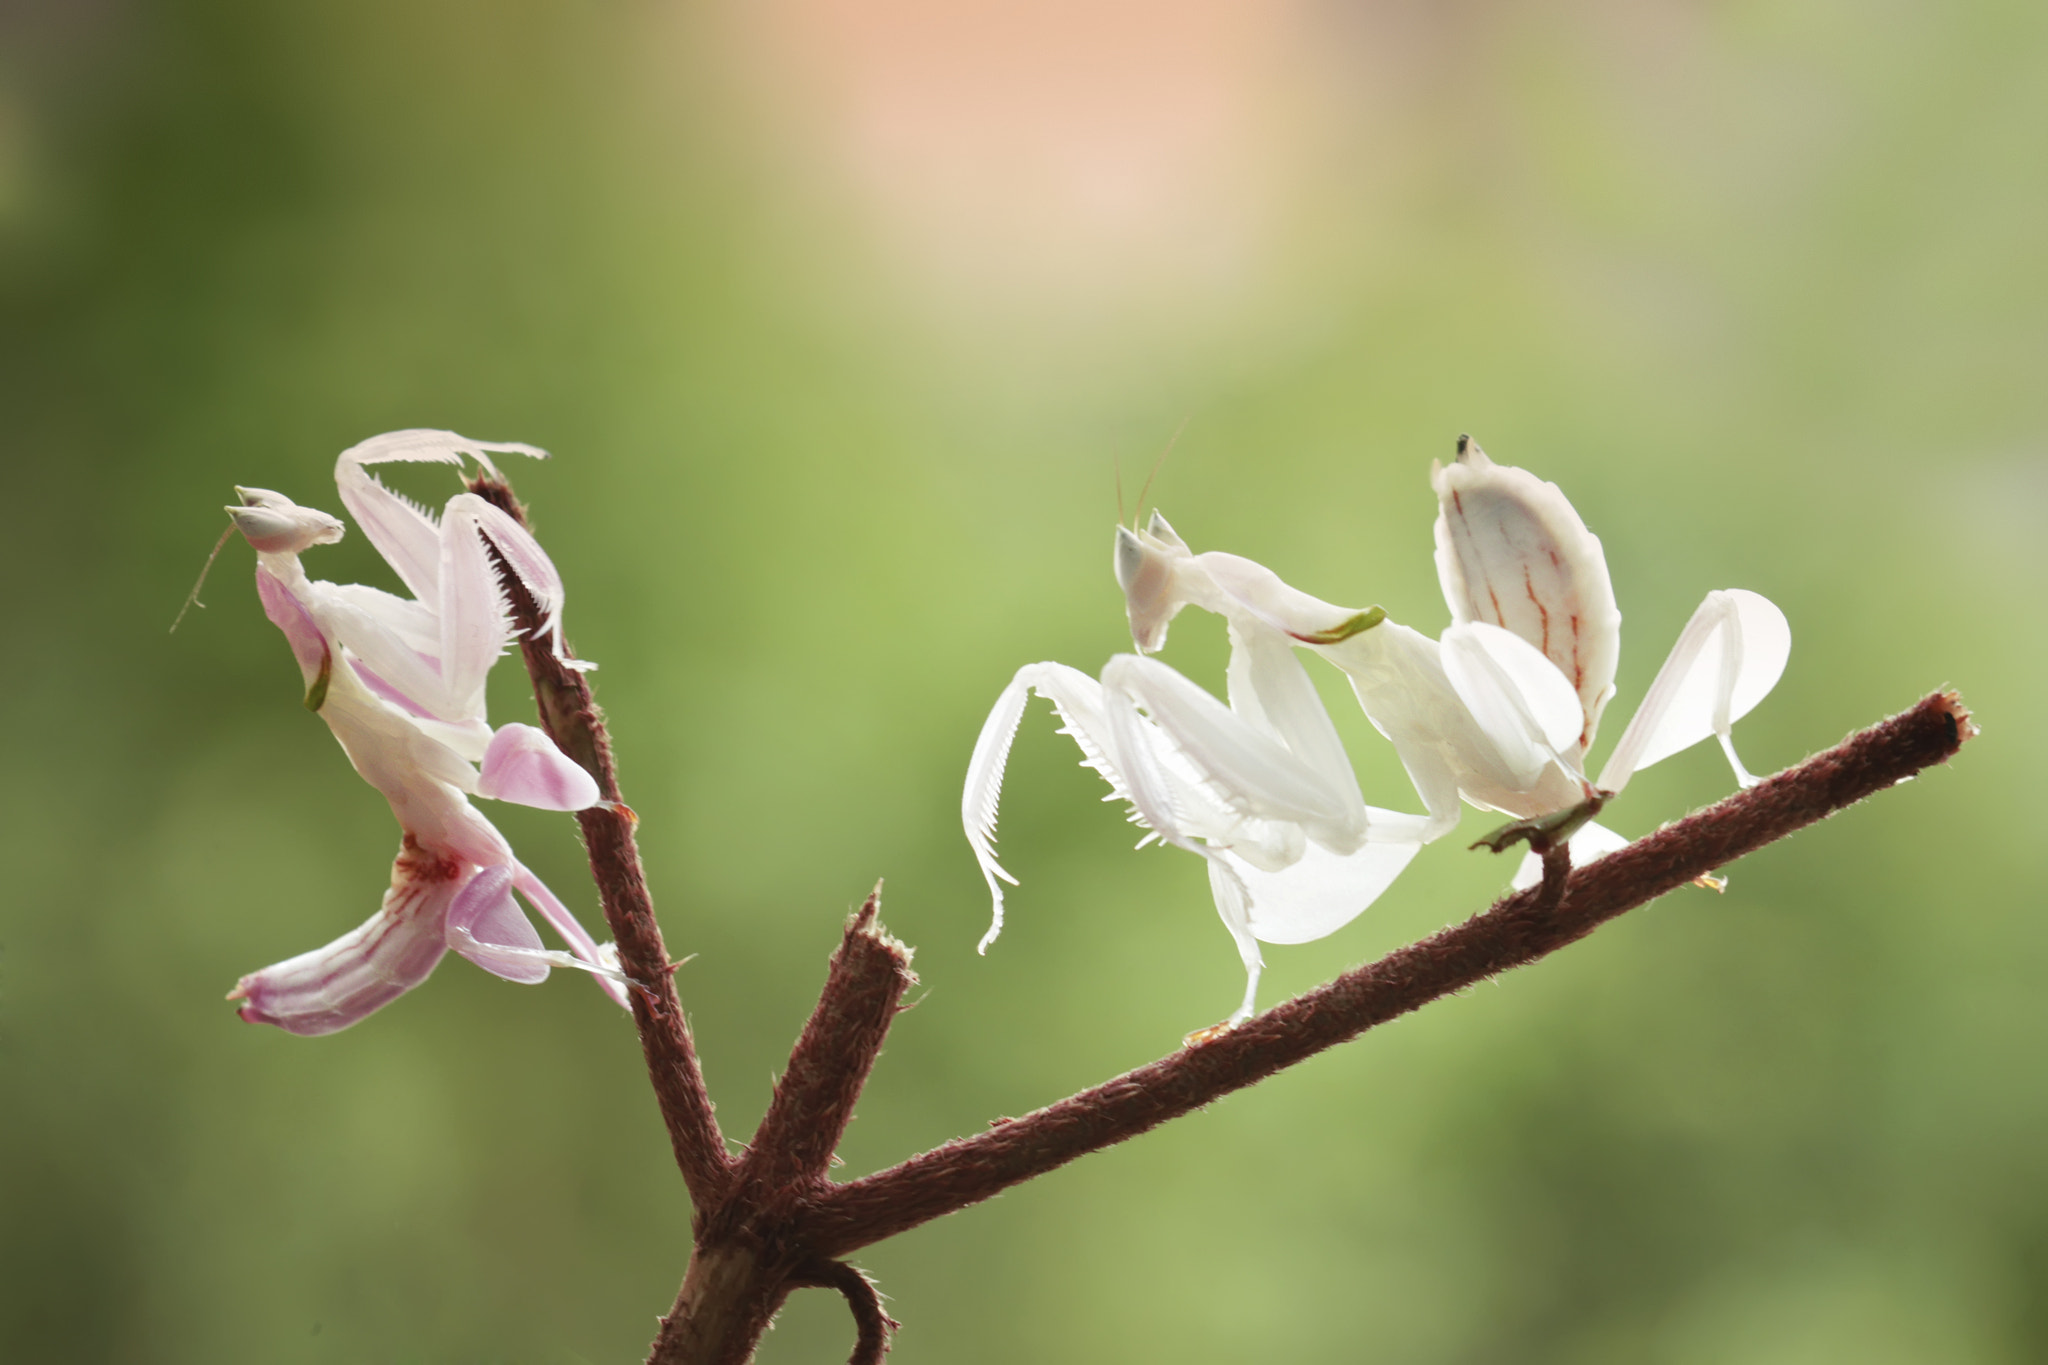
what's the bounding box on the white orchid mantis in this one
[225,430,629,1035]
[1116,438,1791,887]
[963,541,1429,1025]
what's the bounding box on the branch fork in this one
[648,893,915,1365]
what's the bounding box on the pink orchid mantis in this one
[1115,438,1791,889]
[964,545,1429,1025]
[225,431,628,1035]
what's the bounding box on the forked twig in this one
[471,468,1972,1365]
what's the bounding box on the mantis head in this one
[228,487,346,555]
[1115,510,1196,653]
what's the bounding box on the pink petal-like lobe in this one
[231,840,461,1035]
[445,864,551,984]
[477,723,600,811]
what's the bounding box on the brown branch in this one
[731,887,917,1205]
[799,690,1973,1257]
[467,473,732,1209]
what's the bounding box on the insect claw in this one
[1182,1019,1239,1048]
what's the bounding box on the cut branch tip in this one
[1938,689,1978,742]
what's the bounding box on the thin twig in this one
[467,473,732,1209]
[799,690,1972,1256]
[727,888,917,1212]
[787,1259,898,1365]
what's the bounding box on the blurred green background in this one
[2,0,2042,1360]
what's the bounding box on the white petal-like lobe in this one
[1596,589,1791,791]
[1225,807,1431,945]
[1434,445,1621,746]
[1441,622,1583,789]
[1720,590,1792,722]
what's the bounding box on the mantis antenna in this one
[1133,415,1190,526]
[170,522,238,633]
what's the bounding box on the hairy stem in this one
[648,1243,796,1365]
[468,474,732,1208]
[799,690,1972,1256]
